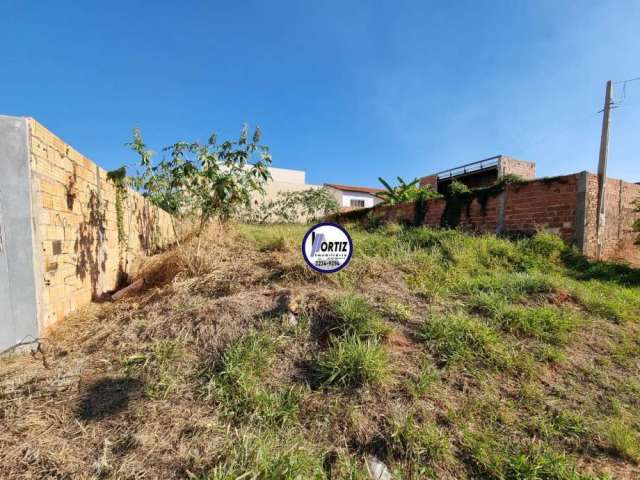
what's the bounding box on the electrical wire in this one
[613,76,640,107]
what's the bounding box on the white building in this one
[324,183,384,211]
[259,166,320,200]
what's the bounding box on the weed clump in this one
[419,312,510,367]
[122,340,185,398]
[387,413,452,466]
[208,429,326,479]
[315,335,390,388]
[331,293,389,339]
[204,334,300,426]
[527,231,567,259]
[602,419,640,464]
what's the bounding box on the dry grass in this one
[1,223,639,479]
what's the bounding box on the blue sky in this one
[1,1,639,186]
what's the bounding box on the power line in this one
[613,75,640,106]
[613,76,640,85]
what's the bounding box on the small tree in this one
[247,187,340,224]
[377,176,441,205]
[126,124,272,254]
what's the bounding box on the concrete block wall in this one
[28,118,176,331]
[0,116,176,351]
[499,156,536,180]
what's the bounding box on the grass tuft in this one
[206,430,326,480]
[418,312,510,367]
[388,413,452,465]
[602,419,640,464]
[315,335,390,388]
[204,334,300,426]
[331,293,389,339]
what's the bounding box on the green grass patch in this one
[467,294,578,345]
[568,279,640,323]
[405,358,440,399]
[204,333,300,426]
[122,340,184,398]
[315,335,390,388]
[331,293,389,339]
[464,429,599,479]
[206,429,326,479]
[388,413,452,465]
[601,419,640,464]
[237,224,307,252]
[527,409,590,441]
[418,312,510,368]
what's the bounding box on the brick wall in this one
[335,172,640,264]
[28,119,176,331]
[581,173,640,264]
[338,175,578,237]
[501,175,579,242]
[419,175,438,189]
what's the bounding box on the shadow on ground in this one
[76,376,142,421]
[562,250,640,286]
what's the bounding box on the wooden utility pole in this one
[595,80,613,260]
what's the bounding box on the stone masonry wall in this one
[28,119,176,332]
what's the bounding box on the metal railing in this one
[435,155,500,180]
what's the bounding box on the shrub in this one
[246,187,340,224]
[377,176,441,205]
[315,335,390,388]
[528,231,566,259]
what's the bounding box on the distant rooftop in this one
[324,183,384,195]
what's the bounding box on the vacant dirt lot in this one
[1,223,639,479]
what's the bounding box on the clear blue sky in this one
[1,1,639,186]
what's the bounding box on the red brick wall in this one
[334,172,640,265]
[336,174,579,242]
[419,175,437,189]
[501,175,579,242]
[583,173,640,264]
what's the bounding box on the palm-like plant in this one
[377,176,440,205]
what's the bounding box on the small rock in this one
[283,311,298,328]
[287,293,303,314]
[365,455,391,480]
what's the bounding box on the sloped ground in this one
[1,223,639,479]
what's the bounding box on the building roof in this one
[324,183,384,195]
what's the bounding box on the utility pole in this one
[595,80,613,260]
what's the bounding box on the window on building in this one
[350,199,365,208]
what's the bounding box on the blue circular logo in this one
[302,222,353,273]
